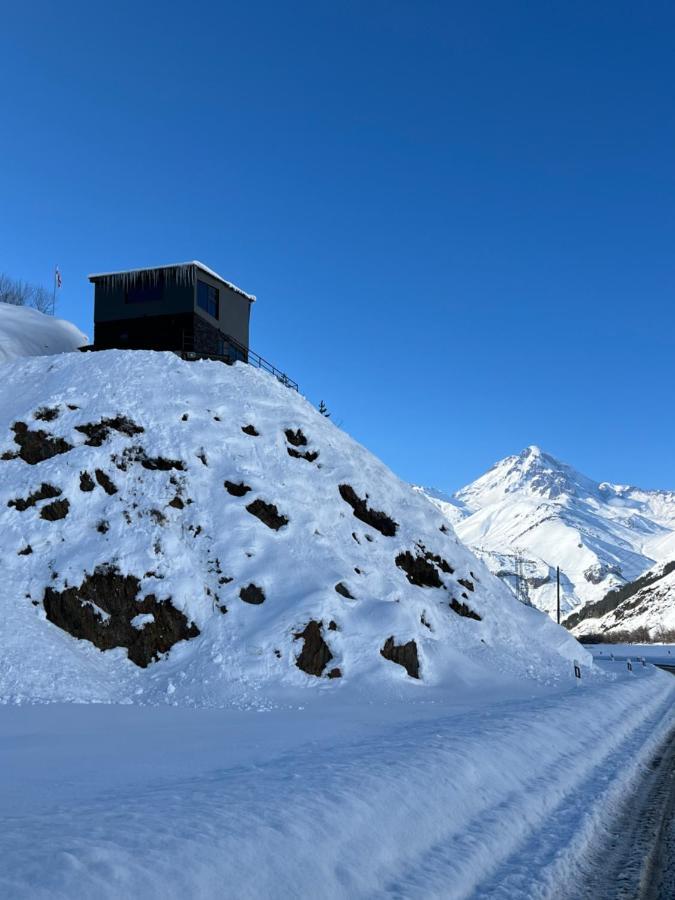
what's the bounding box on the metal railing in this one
[180,331,298,391]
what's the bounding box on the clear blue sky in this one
[2,1,674,492]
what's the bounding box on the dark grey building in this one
[88,261,254,362]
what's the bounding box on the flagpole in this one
[52,266,57,315]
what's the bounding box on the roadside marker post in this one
[627,659,633,672]
[574,659,581,680]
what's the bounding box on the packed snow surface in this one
[0,663,674,899]
[0,350,584,707]
[417,446,675,618]
[0,302,87,363]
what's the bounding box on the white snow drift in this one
[0,302,87,364]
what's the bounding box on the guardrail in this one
[180,331,298,391]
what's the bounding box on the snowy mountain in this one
[416,446,675,618]
[0,302,88,363]
[0,350,584,707]
[565,559,675,640]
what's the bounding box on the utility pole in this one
[556,566,561,624]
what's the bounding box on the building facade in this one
[88,261,254,361]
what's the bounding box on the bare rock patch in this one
[34,406,60,422]
[79,471,95,492]
[95,469,118,495]
[338,484,398,537]
[242,424,259,436]
[224,480,252,497]
[395,551,443,588]
[8,483,61,512]
[40,498,70,521]
[240,584,265,604]
[246,498,289,530]
[75,416,144,447]
[293,620,333,676]
[450,598,481,620]
[381,636,419,678]
[42,565,199,667]
[10,422,73,465]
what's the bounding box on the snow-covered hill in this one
[0,351,583,707]
[417,446,675,618]
[0,302,87,363]
[565,559,675,640]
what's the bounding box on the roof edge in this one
[87,261,256,302]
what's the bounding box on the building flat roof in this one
[87,261,256,301]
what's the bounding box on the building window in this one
[197,280,219,319]
[125,281,163,304]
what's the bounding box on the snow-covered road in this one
[1,665,674,899]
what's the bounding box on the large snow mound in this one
[0,350,585,707]
[0,302,87,363]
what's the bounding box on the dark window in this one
[197,280,219,319]
[125,279,164,304]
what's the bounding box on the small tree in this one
[0,273,54,313]
[318,400,330,418]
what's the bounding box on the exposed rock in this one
[240,583,266,605]
[168,496,184,509]
[327,667,342,679]
[395,551,443,588]
[285,428,307,447]
[79,471,95,492]
[95,469,118,495]
[75,416,144,447]
[293,620,333,676]
[224,480,252,497]
[96,520,110,534]
[34,406,60,422]
[380,636,419,678]
[450,598,482,621]
[140,454,185,472]
[458,578,475,593]
[10,422,73,465]
[338,484,398,537]
[242,424,259,436]
[8,483,61,512]
[246,498,289,530]
[416,544,454,574]
[42,566,199,667]
[40,498,70,521]
[335,582,354,599]
[18,545,32,556]
[287,447,319,462]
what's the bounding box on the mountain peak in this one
[456,445,596,506]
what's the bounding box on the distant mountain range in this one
[416,446,675,621]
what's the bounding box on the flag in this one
[55,267,62,289]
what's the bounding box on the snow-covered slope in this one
[417,446,675,618]
[566,559,675,640]
[0,302,87,363]
[0,351,584,707]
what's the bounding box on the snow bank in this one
[0,663,673,899]
[0,349,586,707]
[0,302,87,363]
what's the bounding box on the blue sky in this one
[2,1,674,492]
